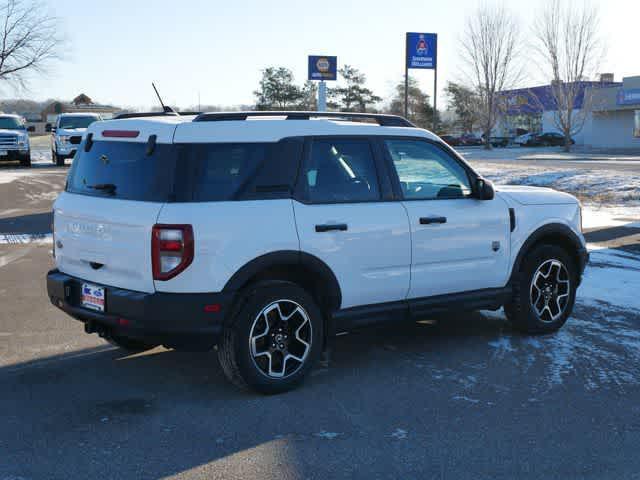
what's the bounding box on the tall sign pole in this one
[318,81,327,111]
[405,32,438,130]
[308,55,337,112]
[404,35,410,118]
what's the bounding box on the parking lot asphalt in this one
[1,152,640,479]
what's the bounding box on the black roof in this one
[192,111,415,127]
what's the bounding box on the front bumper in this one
[0,150,29,161]
[47,269,234,348]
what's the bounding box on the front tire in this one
[218,281,323,394]
[19,154,31,167]
[504,244,577,334]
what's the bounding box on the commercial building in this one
[496,75,640,150]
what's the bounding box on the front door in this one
[382,138,511,299]
[293,137,411,309]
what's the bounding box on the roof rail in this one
[192,111,416,127]
[114,111,202,120]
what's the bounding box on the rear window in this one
[66,139,302,202]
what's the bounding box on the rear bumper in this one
[47,269,234,348]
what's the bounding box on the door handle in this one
[315,223,348,233]
[419,216,447,225]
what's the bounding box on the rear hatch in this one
[53,120,180,293]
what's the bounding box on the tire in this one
[19,154,31,167]
[106,334,159,352]
[55,153,65,166]
[504,244,577,334]
[218,281,324,394]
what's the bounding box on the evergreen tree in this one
[328,65,381,112]
[444,82,482,133]
[254,67,303,110]
[387,76,437,129]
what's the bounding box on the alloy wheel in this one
[249,300,312,379]
[530,259,571,322]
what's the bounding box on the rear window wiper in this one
[87,183,117,195]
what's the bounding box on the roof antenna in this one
[152,82,177,115]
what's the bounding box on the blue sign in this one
[617,88,640,106]
[406,33,437,69]
[308,56,337,81]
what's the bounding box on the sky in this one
[14,0,640,110]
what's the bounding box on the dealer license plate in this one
[81,283,105,312]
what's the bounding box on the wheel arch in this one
[222,250,342,318]
[510,223,584,281]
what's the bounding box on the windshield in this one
[0,117,24,130]
[58,116,99,129]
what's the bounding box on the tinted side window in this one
[385,139,471,200]
[183,139,302,202]
[303,139,380,203]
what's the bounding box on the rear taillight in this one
[152,224,194,281]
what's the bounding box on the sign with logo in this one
[617,88,640,106]
[308,55,337,81]
[406,33,437,69]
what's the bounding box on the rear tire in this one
[218,281,323,394]
[106,334,159,353]
[504,244,577,334]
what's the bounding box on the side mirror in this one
[476,178,495,200]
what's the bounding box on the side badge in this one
[492,241,501,252]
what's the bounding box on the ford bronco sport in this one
[47,111,588,393]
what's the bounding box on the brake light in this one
[102,130,140,138]
[152,224,194,281]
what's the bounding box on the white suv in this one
[51,113,102,166]
[47,111,588,393]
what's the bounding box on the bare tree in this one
[460,4,521,149]
[0,0,62,88]
[533,0,602,151]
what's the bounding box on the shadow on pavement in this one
[0,311,512,479]
[0,211,52,235]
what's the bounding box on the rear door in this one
[293,137,411,309]
[54,135,177,293]
[382,138,511,299]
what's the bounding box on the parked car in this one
[440,134,461,147]
[47,111,588,393]
[459,133,483,146]
[0,114,31,167]
[532,132,575,147]
[489,137,510,148]
[516,132,575,147]
[514,133,537,146]
[51,113,102,166]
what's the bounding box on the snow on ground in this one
[460,145,640,163]
[476,162,640,206]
